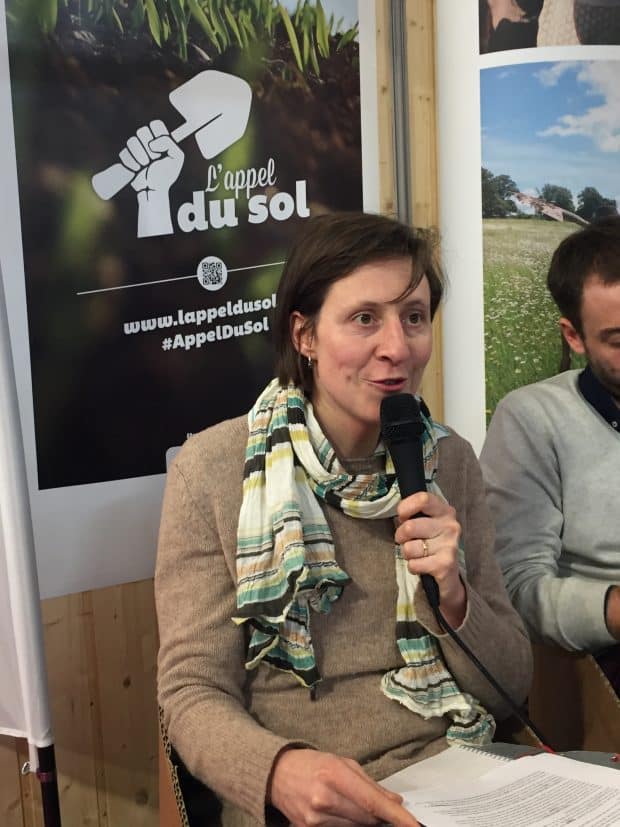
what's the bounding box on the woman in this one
[156,212,533,827]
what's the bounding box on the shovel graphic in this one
[92,70,252,201]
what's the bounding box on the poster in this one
[437,0,620,453]
[0,0,379,596]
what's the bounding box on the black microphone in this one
[380,393,440,609]
[380,392,552,750]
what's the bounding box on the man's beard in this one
[588,356,620,407]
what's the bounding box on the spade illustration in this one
[92,70,252,201]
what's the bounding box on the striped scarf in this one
[233,380,494,745]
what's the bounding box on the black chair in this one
[159,708,222,827]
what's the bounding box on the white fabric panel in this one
[0,262,52,748]
[436,0,487,455]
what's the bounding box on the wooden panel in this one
[375,1,443,419]
[35,582,159,827]
[406,0,439,228]
[406,0,443,420]
[15,739,43,827]
[0,736,24,827]
[91,581,158,826]
[529,643,620,753]
[42,591,104,827]
[375,0,397,216]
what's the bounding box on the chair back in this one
[159,730,184,827]
[159,708,222,827]
[528,642,620,752]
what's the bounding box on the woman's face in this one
[292,257,433,458]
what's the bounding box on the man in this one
[480,216,620,692]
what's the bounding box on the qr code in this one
[196,256,227,291]
[200,260,223,286]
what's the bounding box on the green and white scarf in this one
[233,380,495,745]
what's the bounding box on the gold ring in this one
[422,540,429,557]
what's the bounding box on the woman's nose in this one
[376,318,409,362]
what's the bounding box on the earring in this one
[307,355,313,369]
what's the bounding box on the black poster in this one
[5,0,363,488]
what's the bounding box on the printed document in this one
[399,753,620,826]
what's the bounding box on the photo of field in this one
[483,217,582,416]
[481,59,620,418]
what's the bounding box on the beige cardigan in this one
[156,415,532,826]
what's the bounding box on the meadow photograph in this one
[480,58,620,416]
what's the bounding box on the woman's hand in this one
[394,491,467,627]
[268,747,420,827]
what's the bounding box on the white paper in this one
[402,753,620,827]
[382,745,508,794]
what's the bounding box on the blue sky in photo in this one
[481,60,620,207]
[281,0,358,31]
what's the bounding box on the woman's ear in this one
[290,311,313,357]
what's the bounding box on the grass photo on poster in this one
[483,217,586,420]
[8,0,358,70]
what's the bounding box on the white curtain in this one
[0,261,52,759]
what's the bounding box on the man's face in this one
[560,275,620,405]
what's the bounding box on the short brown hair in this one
[273,211,445,392]
[547,215,620,334]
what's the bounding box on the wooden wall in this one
[406,1,442,417]
[1,581,159,827]
[0,3,440,824]
[375,0,441,414]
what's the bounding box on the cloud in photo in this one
[535,62,580,87]
[481,60,620,205]
[539,62,620,153]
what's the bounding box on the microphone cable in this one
[430,592,553,752]
[380,392,554,753]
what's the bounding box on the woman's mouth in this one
[371,378,407,392]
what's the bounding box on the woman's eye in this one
[407,311,423,325]
[354,312,374,325]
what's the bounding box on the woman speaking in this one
[155,212,532,826]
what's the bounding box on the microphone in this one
[380,393,553,750]
[380,393,440,609]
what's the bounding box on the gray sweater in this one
[481,370,620,652]
[156,414,532,826]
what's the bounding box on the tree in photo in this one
[539,184,575,214]
[481,167,518,218]
[577,186,618,222]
